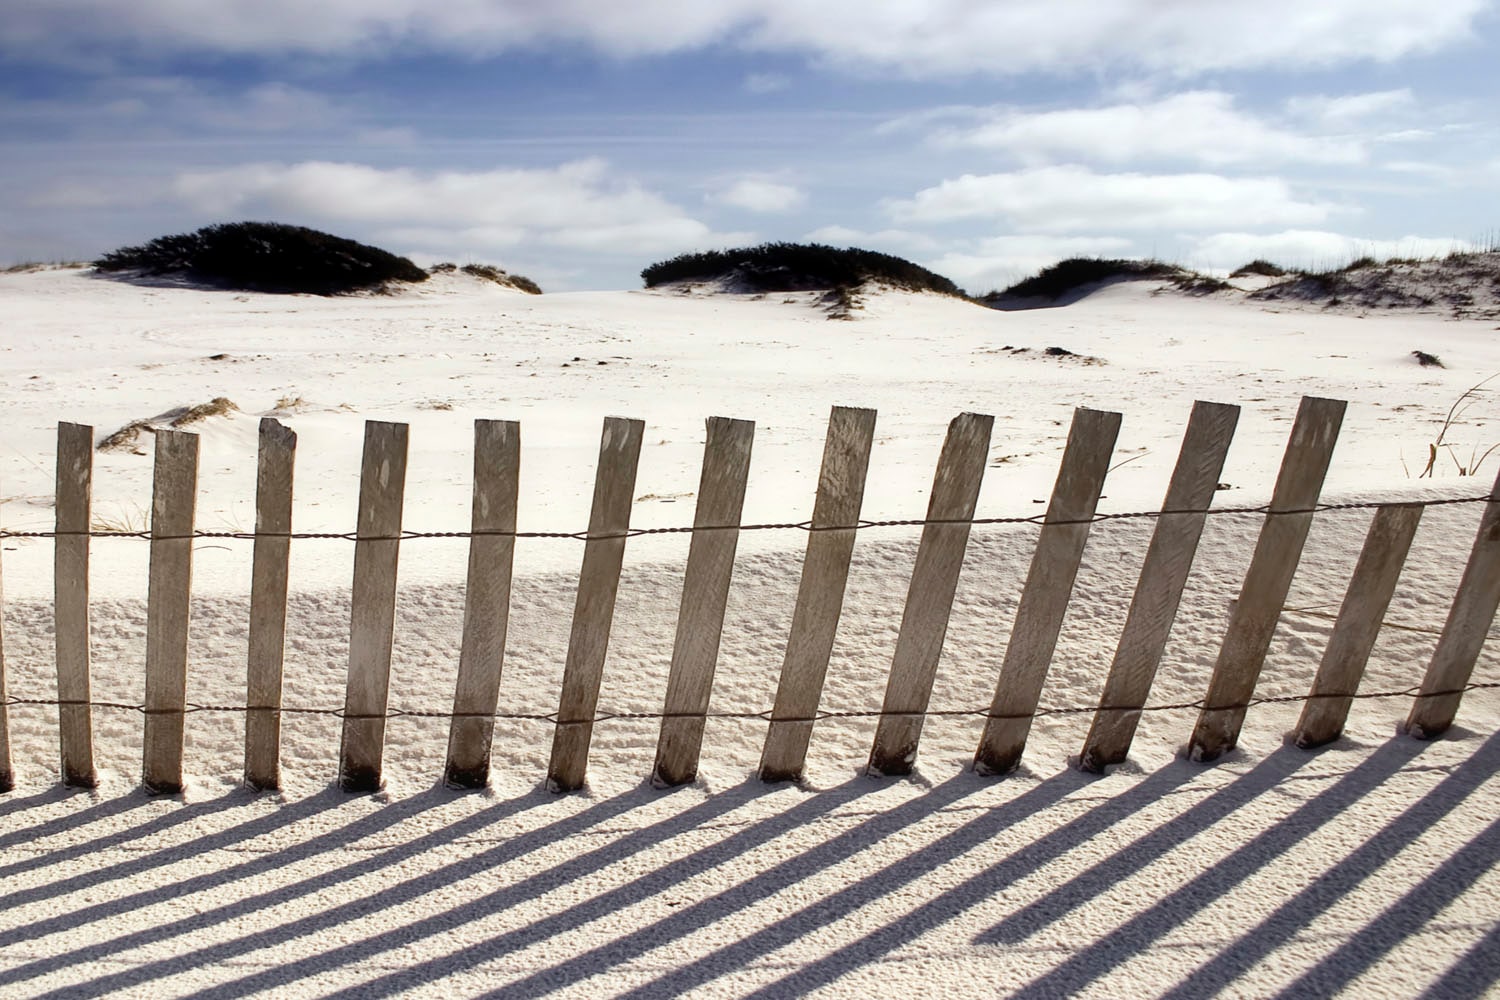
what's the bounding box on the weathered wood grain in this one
[338,421,409,792]
[1189,396,1346,762]
[1079,400,1239,772]
[1295,503,1423,748]
[867,412,993,776]
[974,407,1121,775]
[760,406,878,782]
[142,430,199,794]
[653,417,755,787]
[1406,465,1500,739]
[54,421,96,787]
[446,419,520,788]
[548,417,645,793]
[244,418,297,791]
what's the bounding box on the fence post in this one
[867,412,992,776]
[339,421,409,793]
[1294,502,1423,748]
[54,422,97,788]
[1189,396,1345,762]
[1079,400,1239,772]
[653,416,755,787]
[1405,465,1500,739]
[0,491,11,793]
[974,407,1121,775]
[548,416,645,793]
[244,418,297,791]
[142,429,199,794]
[760,406,878,782]
[445,419,521,789]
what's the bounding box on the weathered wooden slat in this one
[1294,503,1423,748]
[338,421,410,793]
[867,412,993,776]
[547,416,646,793]
[1079,400,1240,772]
[1189,395,1346,762]
[243,418,297,791]
[54,421,96,788]
[653,417,755,787]
[142,430,200,794]
[1406,465,1500,739]
[0,497,11,793]
[759,406,878,782]
[974,407,1122,775]
[445,419,521,789]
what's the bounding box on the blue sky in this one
[2,1,1497,291]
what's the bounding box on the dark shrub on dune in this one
[95,222,428,295]
[988,257,1183,302]
[641,242,962,296]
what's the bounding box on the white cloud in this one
[161,159,736,256]
[1189,229,1476,270]
[711,178,806,214]
[4,1,1485,77]
[926,92,1364,166]
[801,226,942,254]
[886,166,1334,232]
[1285,89,1417,126]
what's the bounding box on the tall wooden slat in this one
[338,421,409,793]
[141,430,199,794]
[974,407,1121,775]
[1295,503,1423,748]
[54,422,96,787]
[1189,396,1346,762]
[652,417,755,787]
[445,419,521,789]
[547,416,646,793]
[759,406,878,782]
[1406,465,1500,739]
[0,496,11,793]
[243,418,297,791]
[867,412,993,776]
[1079,401,1240,772]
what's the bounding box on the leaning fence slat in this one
[974,407,1121,775]
[1406,465,1500,739]
[0,497,11,793]
[1189,396,1346,762]
[547,416,646,793]
[760,406,879,782]
[142,430,200,793]
[54,422,97,787]
[338,421,410,793]
[244,418,297,791]
[1079,400,1240,772]
[445,419,521,789]
[653,417,755,787]
[868,412,993,776]
[1294,502,1423,748]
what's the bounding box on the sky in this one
[2,0,1498,292]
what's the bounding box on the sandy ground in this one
[1,267,1498,997]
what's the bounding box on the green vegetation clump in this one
[430,261,543,294]
[987,257,1183,302]
[640,242,962,296]
[95,222,428,295]
[1229,259,1288,278]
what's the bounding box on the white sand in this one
[1,266,1497,997]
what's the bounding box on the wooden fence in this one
[2,396,1499,797]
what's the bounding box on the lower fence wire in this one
[7,680,1497,726]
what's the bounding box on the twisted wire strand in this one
[1,493,1492,543]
